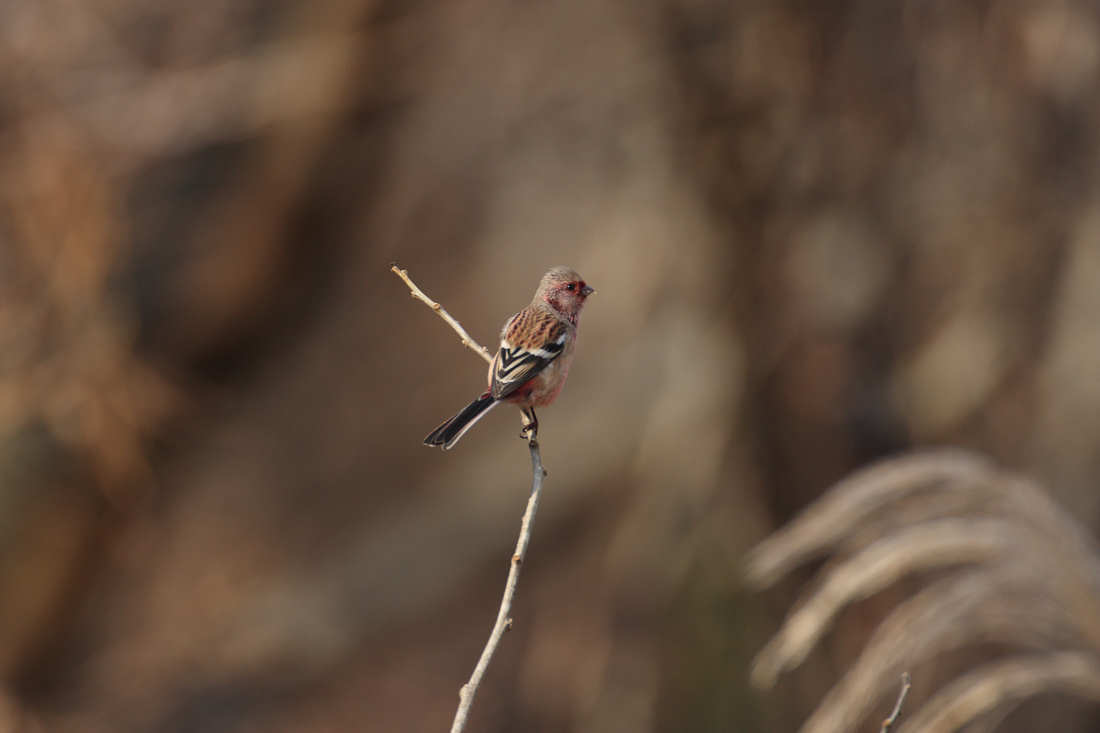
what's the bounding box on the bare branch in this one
[881,672,911,733]
[388,264,544,732]
[391,264,493,365]
[451,438,546,733]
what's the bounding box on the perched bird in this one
[424,266,594,450]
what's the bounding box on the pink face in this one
[543,276,594,319]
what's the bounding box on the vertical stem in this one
[450,439,546,733]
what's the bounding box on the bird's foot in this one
[519,409,539,443]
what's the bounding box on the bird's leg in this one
[519,407,538,441]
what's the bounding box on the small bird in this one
[424,266,594,449]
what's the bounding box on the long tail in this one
[424,392,498,450]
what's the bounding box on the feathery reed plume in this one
[747,450,1100,732]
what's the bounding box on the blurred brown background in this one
[2,0,1100,731]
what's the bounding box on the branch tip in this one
[881,672,912,733]
[390,265,493,365]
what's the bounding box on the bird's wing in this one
[491,308,569,399]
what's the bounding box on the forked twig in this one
[390,263,544,733]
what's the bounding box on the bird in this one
[424,266,594,450]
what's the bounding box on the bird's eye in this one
[565,283,576,291]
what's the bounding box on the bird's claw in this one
[519,408,539,442]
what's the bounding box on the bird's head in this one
[537,266,594,322]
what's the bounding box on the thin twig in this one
[389,264,545,732]
[881,672,912,733]
[391,263,493,364]
[450,438,545,733]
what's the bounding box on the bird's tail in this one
[424,392,498,450]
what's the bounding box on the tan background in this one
[2,1,1100,731]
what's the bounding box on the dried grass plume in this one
[747,450,1100,732]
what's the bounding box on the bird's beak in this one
[581,285,595,296]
